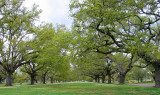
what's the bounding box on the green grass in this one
[0,82,159,95]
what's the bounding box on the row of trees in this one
[71,51,150,84]
[1,0,160,88]
[69,0,160,87]
[10,61,150,85]
[0,0,72,86]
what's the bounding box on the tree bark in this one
[50,77,53,83]
[102,75,106,83]
[30,75,35,85]
[43,75,46,84]
[42,74,46,84]
[118,74,125,84]
[108,74,112,84]
[6,71,13,86]
[0,76,3,84]
[154,65,160,88]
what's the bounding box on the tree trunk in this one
[50,77,53,83]
[6,71,13,86]
[154,66,160,88]
[95,77,98,82]
[140,78,143,83]
[112,77,114,83]
[97,76,100,83]
[0,77,3,84]
[138,78,139,83]
[95,75,99,83]
[118,74,125,84]
[35,79,38,83]
[30,75,35,85]
[43,76,46,84]
[108,74,112,84]
[102,75,106,83]
[42,74,46,84]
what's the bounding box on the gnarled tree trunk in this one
[153,64,160,88]
[6,71,13,86]
[42,74,46,84]
[118,74,126,84]
[30,74,35,85]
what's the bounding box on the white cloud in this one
[23,0,72,28]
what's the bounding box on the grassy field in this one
[0,82,159,95]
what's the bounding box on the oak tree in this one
[70,0,160,87]
[0,0,41,86]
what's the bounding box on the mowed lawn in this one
[0,82,159,95]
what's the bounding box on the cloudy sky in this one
[24,0,72,28]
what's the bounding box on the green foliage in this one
[70,0,160,62]
[13,72,30,83]
[130,67,149,82]
[68,68,89,81]
[71,51,115,82]
[33,24,72,65]
[70,0,160,86]
[27,23,72,82]
[0,0,42,86]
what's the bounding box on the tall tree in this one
[33,23,72,83]
[21,61,43,85]
[0,0,41,86]
[20,23,55,85]
[70,0,160,87]
[111,53,136,84]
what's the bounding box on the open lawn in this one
[0,82,159,95]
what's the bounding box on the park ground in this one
[0,82,160,95]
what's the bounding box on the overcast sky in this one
[24,0,72,28]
